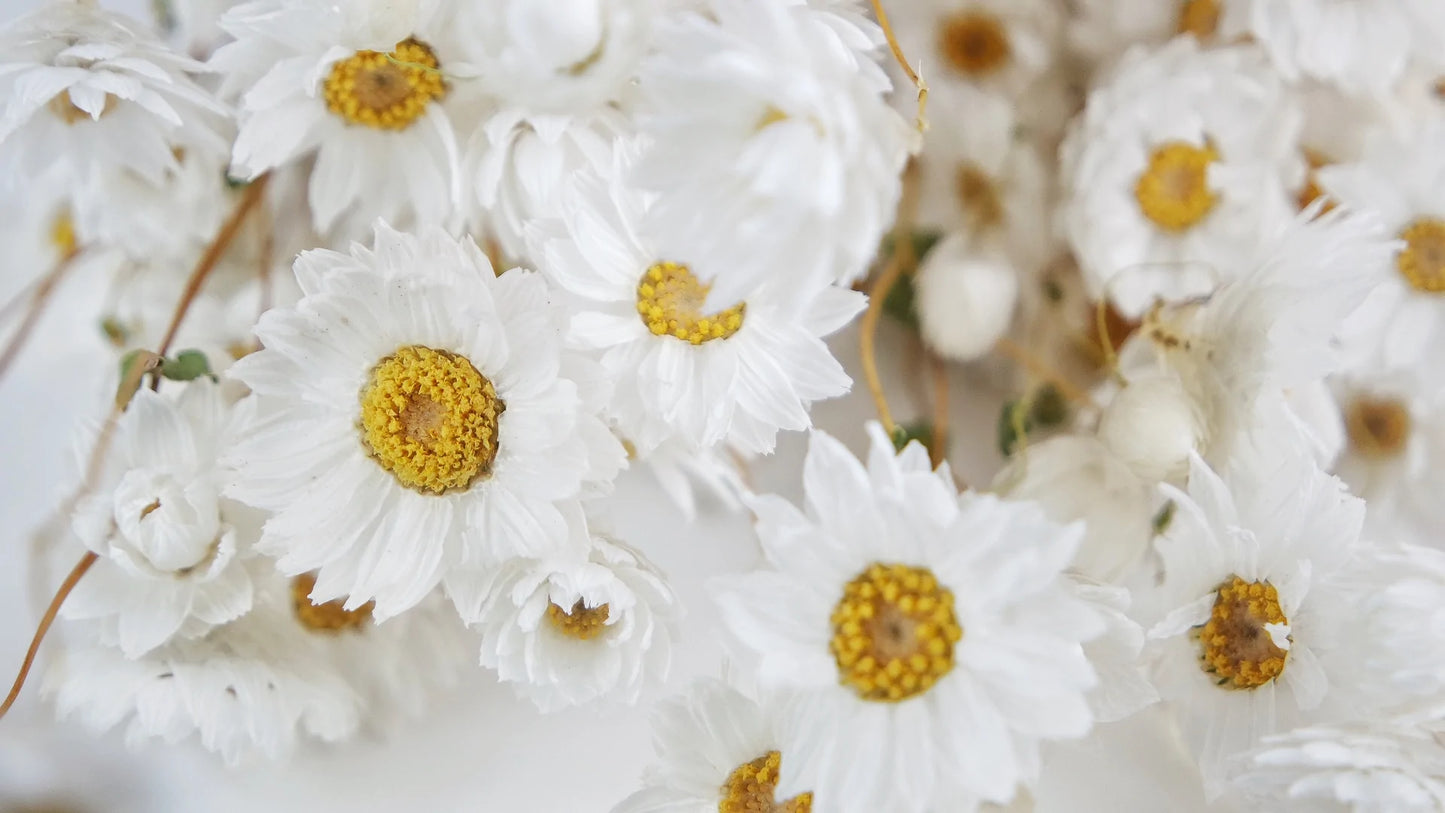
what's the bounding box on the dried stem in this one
[154,173,272,362]
[867,0,929,133]
[0,251,80,387]
[995,336,1096,410]
[927,352,949,469]
[860,254,905,437]
[0,551,97,720]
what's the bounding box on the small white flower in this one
[1145,452,1393,794]
[615,679,812,813]
[44,596,361,765]
[535,171,864,454]
[892,0,1062,98]
[631,0,912,302]
[213,0,468,234]
[65,381,257,658]
[1066,0,1221,66]
[0,2,230,197]
[450,532,678,712]
[226,221,624,619]
[1228,719,1445,812]
[914,232,1020,363]
[1060,38,1302,317]
[714,425,1101,811]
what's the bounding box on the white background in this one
[0,0,1223,810]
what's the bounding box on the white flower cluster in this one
[2,0,1445,810]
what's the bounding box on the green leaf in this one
[1029,384,1069,428]
[100,316,129,347]
[1152,500,1177,535]
[880,228,944,265]
[160,349,214,382]
[116,350,163,407]
[890,421,934,453]
[882,273,919,329]
[997,399,1034,457]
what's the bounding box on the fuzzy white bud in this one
[914,234,1019,362]
[1097,375,1204,482]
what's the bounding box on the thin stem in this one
[860,254,905,437]
[867,0,929,133]
[154,173,271,362]
[927,352,949,469]
[0,252,80,387]
[0,552,97,720]
[995,336,1097,410]
[1094,297,1127,385]
[0,275,44,326]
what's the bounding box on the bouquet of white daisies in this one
[1,0,1444,810]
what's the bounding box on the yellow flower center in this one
[956,163,1004,229]
[635,261,746,344]
[1135,141,1220,232]
[323,38,446,130]
[718,751,813,813]
[545,599,611,641]
[1396,218,1445,294]
[47,90,116,124]
[291,572,373,633]
[829,563,962,703]
[1346,396,1412,459]
[49,211,77,259]
[1177,0,1221,38]
[358,345,503,494]
[938,11,1011,78]
[1197,576,1288,690]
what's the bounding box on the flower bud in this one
[1097,375,1204,482]
[914,233,1019,362]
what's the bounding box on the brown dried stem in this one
[0,251,80,387]
[927,352,949,469]
[0,551,97,719]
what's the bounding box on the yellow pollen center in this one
[546,599,611,641]
[323,38,446,130]
[358,345,503,494]
[718,751,813,813]
[1135,141,1220,232]
[956,163,1005,229]
[829,563,962,703]
[1346,396,1412,458]
[48,212,78,259]
[1178,0,1221,38]
[1197,576,1288,690]
[291,573,373,633]
[1396,218,1445,294]
[635,261,746,344]
[47,90,116,124]
[938,11,1011,78]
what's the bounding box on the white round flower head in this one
[891,0,1061,98]
[615,679,814,813]
[631,0,913,303]
[909,85,1055,276]
[454,0,652,116]
[914,232,1020,363]
[1097,373,1207,482]
[714,424,1102,812]
[991,435,1157,582]
[1228,719,1445,812]
[1060,38,1302,318]
[0,1,230,196]
[467,109,622,263]
[65,380,257,658]
[212,0,469,235]
[43,596,361,766]
[1218,0,1445,95]
[1320,116,1445,387]
[1331,373,1445,546]
[226,221,625,619]
[535,171,865,455]
[1145,452,1392,795]
[1066,0,1223,66]
[449,534,678,712]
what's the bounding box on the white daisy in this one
[1145,452,1391,794]
[534,170,865,455]
[1219,0,1445,95]
[43,597,360,766]
[1228,718,1445,812]
[63,380,257,658]
[1331,373,1445,546]
[1059,38,1302,317]
[631,0,913,302]
[212,0,469,235]
[0,1,230,196]
[225,221,625,619]
[449,531,678,712]
[1318,115,1445,386]
[614,678,814,813]
[892,0,1062,98]
[1066,0,1224,66]
[714,425,1101,811]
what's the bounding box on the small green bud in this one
[160,349,214,382]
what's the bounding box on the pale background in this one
[0,0,1220,810]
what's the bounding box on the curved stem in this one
[927,351,949,469]
[995,336,1097,410]
[0,552,97,720]
[0,252,80,387]
[867,0,929,132]
[859,255,905,437]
